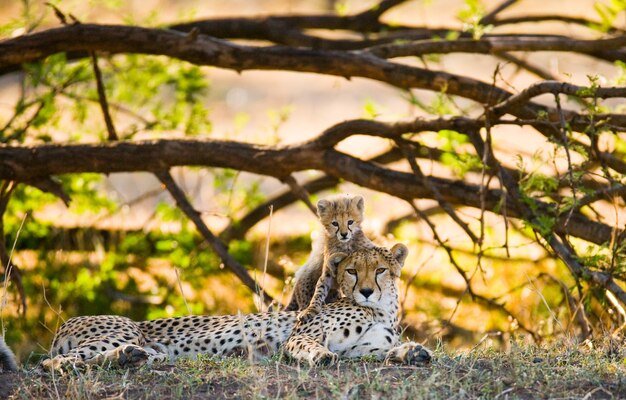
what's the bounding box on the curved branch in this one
[480,0,519,25]
[0,138,616,246]
[366,36,626,61]
[0,24,515,106]
[493,81,626,115]
[492,15,624,34]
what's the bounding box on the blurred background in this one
[1,0,625,362]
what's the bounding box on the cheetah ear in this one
[352,195,364,214]
[317,199,330,217]
[390,243,409,267]
[328,252,348,274]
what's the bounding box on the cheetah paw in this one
[385,342,432,366]
[116,344,150,368]
[297,306,321,323]
[311,351,338,367]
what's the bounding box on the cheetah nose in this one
[340,232,348,238]
[359,288,374,299]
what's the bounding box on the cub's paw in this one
[116,344,149,368]
[297,306,321,323]
[385,342,432,366]
[310,350,338,367]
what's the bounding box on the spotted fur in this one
[41,244,431,371]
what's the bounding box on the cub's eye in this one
[331,221,339,227]
[346,269,357,275]
[347,220,354,225]
[376,268,387,275]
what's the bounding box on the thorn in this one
[69,13,81,25]
[26,177,71,207]
[184,27,199,43]
[45,2,68,26]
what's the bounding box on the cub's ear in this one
[352,195,364,213]
[390,243,409,267]
[317,199,330,217]
[328,252,348,274]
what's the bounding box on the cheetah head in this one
[316,195,364,243]
[330,243,408,308]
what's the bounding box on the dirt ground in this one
[3,341,626,399]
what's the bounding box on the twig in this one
[258,205,273,311]
[492,15,624,34]
[174,267,191,316]
[398,139,479,245]
[554,93,577,232]
[407,200,538,339]
[480,0,519,25]
[526,274,564,333]
[493,81,626,116]
[156,171,274,304]
[495,52,556,81]
[90,51,119,141]
[279,175,317,215]
[541,273,591,341]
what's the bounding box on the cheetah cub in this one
[285,194,375,322]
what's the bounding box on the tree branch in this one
[0,135,617,246]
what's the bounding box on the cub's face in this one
[317,195,364,243]
[329,243,408,308]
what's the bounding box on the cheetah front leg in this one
[42,339,158,372]
[283,334,338,366]
[385,342,432,365]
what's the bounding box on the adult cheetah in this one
[2,244,431,371]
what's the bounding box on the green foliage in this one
[212,169,266,215]
[591,0,626,32]
[334,1,349,17]
[519,171,559,198]
[406,86,461,116]
[457,0,493,39]
[266,105,293,143]
[614,61,626,85]
[435,130,482,177]
[362,98,380,119]
[107,55,211,137]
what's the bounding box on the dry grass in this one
[2,339,626,399]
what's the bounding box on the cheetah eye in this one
[346,269,357,275]
[332,221,339,227]
[347,220,354,225]
[376,268,387,275]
